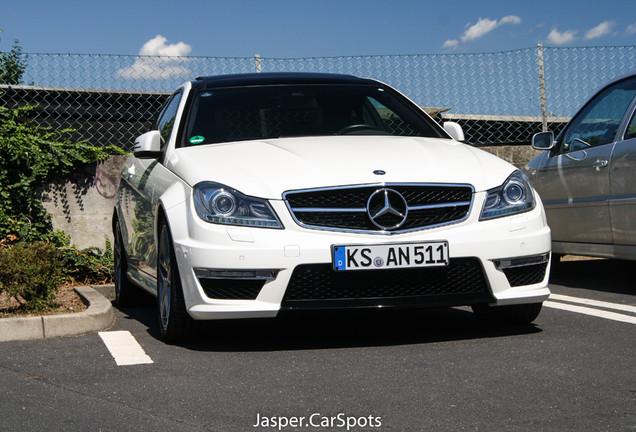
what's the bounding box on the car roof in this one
[193,72,379,89]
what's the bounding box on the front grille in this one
[503,262,548,287]
[282,258,493,310]
[284,184,473,234]
[199,278,266,300]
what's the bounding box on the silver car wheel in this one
[113,220,137,306]
[158,224,172,332]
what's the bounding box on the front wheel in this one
[471,302,543,325]
[157,220,193,342]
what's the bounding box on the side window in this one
[625,110,636,140]
[156,91,183,144]
[560,78,636,152]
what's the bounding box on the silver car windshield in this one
[183,84,443,146]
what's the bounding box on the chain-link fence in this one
[1,45,635,150]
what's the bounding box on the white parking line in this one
[549,294,636,314]
[544,294,636,325]
[99,331,154,366]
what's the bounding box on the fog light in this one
[194,268,279,280]
[493,253,550,270]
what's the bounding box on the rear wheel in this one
[157,219,193,343]
[471,302,543,325]
[113,220,138,306]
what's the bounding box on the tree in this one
[0,30,27,85]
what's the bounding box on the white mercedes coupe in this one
[113,73,551,342]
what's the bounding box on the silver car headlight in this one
[480,170,536,220]
[193,182,283,228]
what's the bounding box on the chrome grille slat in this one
[284,183,474,234]
[293,207,367,213]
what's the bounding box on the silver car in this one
[525,72,636,260]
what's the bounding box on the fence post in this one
[255,54,262,73]
[537,43,548,132]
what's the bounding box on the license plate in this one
[333,241,449,271]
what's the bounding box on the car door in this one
[119,157,160,276]
[123,90,183,286]
[533,77,636,245]
[609,95,636,246]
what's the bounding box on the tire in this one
[157,219,194,343]
[113,220,139,307]
[471,302,543,325]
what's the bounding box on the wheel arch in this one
[152,180,192,286]
[153,180,191,248]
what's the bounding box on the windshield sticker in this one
[189,136,205,144]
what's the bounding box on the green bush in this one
[0,242,64,312]
[0,236,115,313]
[57,235,114,285]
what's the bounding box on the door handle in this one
[592,159,609,171]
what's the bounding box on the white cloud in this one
[500,15,522,25]
[442,39,459,49]
[459,15,522,43]
[584,21,615,40]
[625,22,636,35]
[117,62,192,80]
[139,35,192,57]
[461,18,498,42]
[117,35,193,80]
[547,28,578,45]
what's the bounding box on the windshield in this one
[182,84,443,146]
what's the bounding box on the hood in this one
[166,136,514,199]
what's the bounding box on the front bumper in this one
[166,197,551,320]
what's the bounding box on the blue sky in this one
[1,0,635,57]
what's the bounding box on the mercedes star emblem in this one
[366,188,409,230]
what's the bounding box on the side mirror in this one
[531,131,555,150]
[133,130,163,159]
[443,121,465,142]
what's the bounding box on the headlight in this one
[480,170,535,220]
[193,182,283,228]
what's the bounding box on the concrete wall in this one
[39,155,128,250]
[40,147,540,250]
[477,144,540,170]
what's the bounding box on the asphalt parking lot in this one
[0,258,634,431]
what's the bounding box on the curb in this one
[0,285,116,343]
